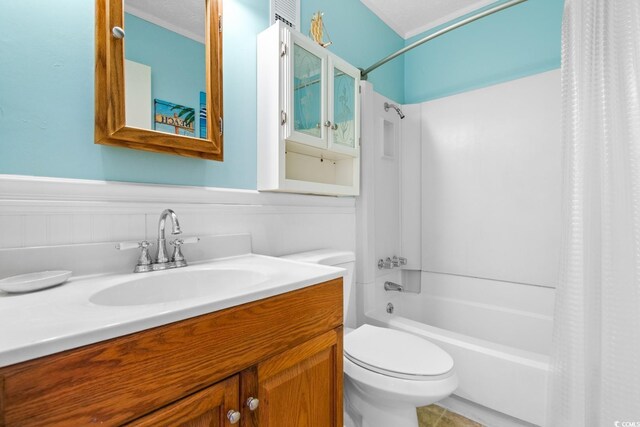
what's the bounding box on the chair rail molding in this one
[0,175,355,208]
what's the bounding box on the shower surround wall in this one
[421,69,561,288]
[359,70,561,426]
[421,70,560,425]
[356,81,405,325]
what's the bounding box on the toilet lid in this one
[344,325,454,380]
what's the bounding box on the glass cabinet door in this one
[328,57,360,156]
[286,33,327,149]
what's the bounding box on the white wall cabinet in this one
[258,22,360,196]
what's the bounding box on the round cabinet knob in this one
[227,410,241,424]
[112,26,125,39]
[246,397,260,411]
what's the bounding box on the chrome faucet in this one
[392,256,407,267]
[155,209,182,267]
[116,209,199,273]
[378,257,394,269]
[378,256,408,269]
[384,281,404,292]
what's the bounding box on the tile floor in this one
[417,405,483,427]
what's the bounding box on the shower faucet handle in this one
[378,258,393,269]
[392,256,407,267]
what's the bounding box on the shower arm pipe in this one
[360,0,528,80]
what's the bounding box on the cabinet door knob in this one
[324,120,332,128]
[227,410,241,424]
[112,26,125,39]
[246,397,260,411]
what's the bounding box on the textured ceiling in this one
[125,0,205,43]
[360,0,495,39]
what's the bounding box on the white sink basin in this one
[90,268,269,306]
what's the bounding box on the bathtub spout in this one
[384,281,404,292]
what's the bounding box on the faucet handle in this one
[169,236,200,248]
[378,257,394,269]
[173,236,200,245]
[392,256,408,267]
[116,241,154,273]
[169,236,200,265]
[116,240,153,250]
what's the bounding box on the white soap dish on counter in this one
[0,271,72,293]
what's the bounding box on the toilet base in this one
[343,396,361,427]
[345,376,419,427]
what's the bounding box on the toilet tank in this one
[280,250,355,328]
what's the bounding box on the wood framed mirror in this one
[95,0,223,160]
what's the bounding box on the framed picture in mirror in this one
[153,100,196,137]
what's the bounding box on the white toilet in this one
[281,250,458,427]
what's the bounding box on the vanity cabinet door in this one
[126,375,240,427]
[256,328,343,427]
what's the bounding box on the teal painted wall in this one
[403,0,564,104]
[300,0,404,103]
[0,0,403,189]
[0,0,561,187]
[125,13,206,137]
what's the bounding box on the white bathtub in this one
[364,271,553,426]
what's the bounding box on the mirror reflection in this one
[124,0,207,138]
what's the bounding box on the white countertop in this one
[0,254,344,368]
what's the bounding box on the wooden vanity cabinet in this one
[126,376,240,427]
[0,279,343,427]
[255,329,342,427]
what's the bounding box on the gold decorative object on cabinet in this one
[310,11,332,48]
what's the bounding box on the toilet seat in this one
[344,325,454,381]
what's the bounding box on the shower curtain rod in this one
[360,0,528,80]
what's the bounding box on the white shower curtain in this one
[547,0,640,425]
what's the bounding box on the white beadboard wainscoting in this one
[0,175,356,276]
